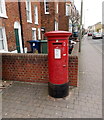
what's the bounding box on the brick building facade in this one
[40,0,79,39]
[0,1,41,53]
[40,1,70,32]
[40,2,59,39]
[0,0,79,53]
[58,2,69,31]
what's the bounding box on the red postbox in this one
[45,31,72,98]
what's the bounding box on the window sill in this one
[0,50,8,53]
[35,23,39,25]
[27,20,32,23]
[10,50,17,53]
[0,15,8,19]
[45,12,50,15]
[32,28,36,30]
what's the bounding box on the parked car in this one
[87,32,92,36]
[103,33,104,37]
[92,32,103,39]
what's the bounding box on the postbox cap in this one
[45,31,72,37]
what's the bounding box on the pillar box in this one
[45,31,72,98]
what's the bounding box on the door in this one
[14,29,20,53]
[49,41,68,85]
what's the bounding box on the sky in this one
[74,0,103,29]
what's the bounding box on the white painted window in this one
[34,5,38,25]
[69,19,72,32]
[26,0,32,23]
[0,0,7,18]
[55,21,58,31]
[38,28,41,40]
[0,28,4,50]
[0,27,8,52]
[44,0,49,14]
[66,4,71,16]
[32,28,36,40]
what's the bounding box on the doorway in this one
[14,29,20,53]
[14,21,23,53]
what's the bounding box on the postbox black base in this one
[48,82,69,98]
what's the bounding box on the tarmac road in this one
[86,35,103,55]
[86,35,104,118]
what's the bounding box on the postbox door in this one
[49,41,68,85]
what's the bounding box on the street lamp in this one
[79,0,83,52]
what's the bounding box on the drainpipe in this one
[18,0,25,53]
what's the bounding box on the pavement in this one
[2,36,102,118]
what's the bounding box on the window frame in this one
[69,19,72,32]
[0,0,8,18]
[38,28,41,40]
[66,3,71,16]
[44,0,49,14]
[26,0,32,23]
[34,5,38,25]
[32,28,37,40]
[0,27,8,52]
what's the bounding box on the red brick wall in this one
[2,53,78,86]
[68,56,78,86]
